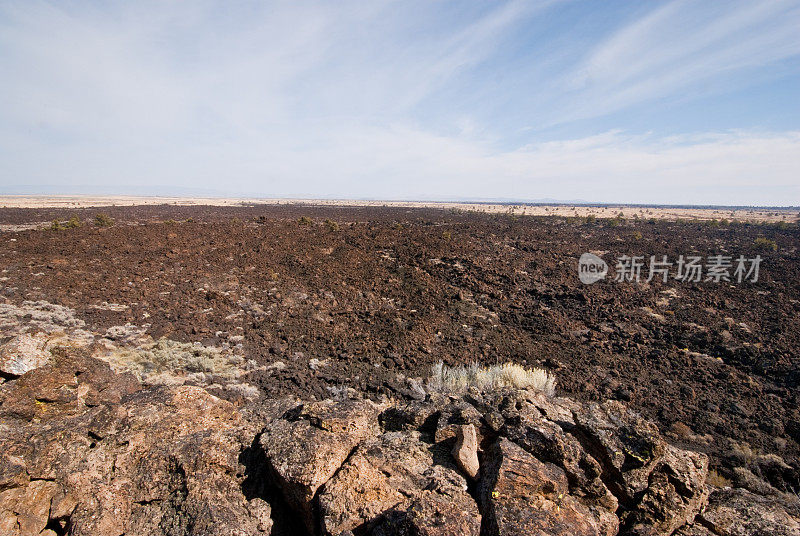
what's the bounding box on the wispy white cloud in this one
[556,0,800,123]
[0,0,798,204]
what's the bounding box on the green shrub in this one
[633,231,642,240]
[324,219,339,231]
[298,216,313,226]
[50,216,81,230]
[94,213,114,227]
[753,237,777,251]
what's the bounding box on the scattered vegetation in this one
[324,218,340,231]
[585,214,596,223]
[103,338,241,382]
[94,213,114,227]
[50,216,82,230]
[707,469,733,488]
[753,237,778,251]
[442,230,452,240]
[298,216,313,226]
[632,231,643,240]
[428,361,555,396]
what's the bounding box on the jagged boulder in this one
[0,334,52,377]
[694,487,800,536]
[623,444,710,535]
[573,400,710,534]
[471,389,618,512]
[574,400,669,499]
[260,396,384,532]
[0,353,269,536]
[479,437,617,536]
[317,430,481,536]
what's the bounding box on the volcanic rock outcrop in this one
[0,352,270,536]
[1,351,798,535]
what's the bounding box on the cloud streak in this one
[0,0,798,204]
[555,0,800,124]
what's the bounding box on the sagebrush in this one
[103,338,241,382]
[428,361,555,396]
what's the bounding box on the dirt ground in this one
[1,195,797,223]
[1,203,798,493]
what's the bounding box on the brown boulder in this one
[574,400,666,500]
[318,431,480,536]
[465,387,617,512]
[574,400,710,534]
[0,354,270,536]
[260,396,383,531]
[452,423,480,479]
[698,487,800,536]
[479,437,616,536]
[625,444,709,535]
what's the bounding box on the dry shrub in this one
[103,338,241,382]
[428,361,555,396]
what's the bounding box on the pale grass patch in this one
[103,338,241,382]
[428,361,555,396]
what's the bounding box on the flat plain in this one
[1,202,798,499]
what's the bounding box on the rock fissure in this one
[1,351,797,535]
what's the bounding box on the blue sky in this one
[1,0,798,205]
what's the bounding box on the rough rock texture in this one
[573,400,710,534]
[474,389,619,512]
[697,488,800,536]
[0,334,52,377]
[0,353,269,536]
[260,396,384,532]
[2,347,797,536]
[452,423,480,480]
[255,385,744,536]
[318,431,480,536]
[479,437,614,536]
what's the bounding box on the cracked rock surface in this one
[1,350,798,535]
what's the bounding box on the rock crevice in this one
[2,354,798,536]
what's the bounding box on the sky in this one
[0,0,799,205]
